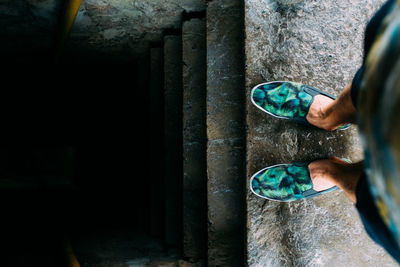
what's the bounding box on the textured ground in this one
[245,0,398,266]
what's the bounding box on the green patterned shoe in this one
[249,161,338,202]
[250,81,351,130]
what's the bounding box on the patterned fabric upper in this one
[252,82,313,119]
[251,162,313,201]
[356,0,400,247]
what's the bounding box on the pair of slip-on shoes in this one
[249,81,351,202]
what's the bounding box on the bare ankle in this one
[306,95,337,130]
[306,82,357,131]
[329,158,364,203]
[309,159,337,191]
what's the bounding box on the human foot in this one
[306,95,339,131]
[250,161,339,202]
[309,157,364,203]
[251,81,353,131]
[306,82,357,131]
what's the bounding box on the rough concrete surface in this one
[206,0,246,266]
[69,0,206,55]
[0,0,206,59]
[245,0,398,266]
[182,18,207,262]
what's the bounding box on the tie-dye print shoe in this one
[249,161,338,202]
[250,81,351,131]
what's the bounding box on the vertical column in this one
[206,0,246,265]
[182,18,207,263]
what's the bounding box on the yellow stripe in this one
[55,0,82,60]
[64,236,81,267]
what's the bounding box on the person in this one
[250,0,400,263]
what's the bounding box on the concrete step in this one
[244,0,397,266]
[76,258,200,267]
[164,34,183,247]
[206,0,246,266]
[73,229,179,266]
[135,51,152,232]
[182,18,207,263]
[150,46,165,238]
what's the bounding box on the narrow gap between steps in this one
[163,28,182,36]
[182,10,206,21]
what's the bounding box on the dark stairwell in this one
[0,0,247,266]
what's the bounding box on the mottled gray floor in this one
[245,0,398,266]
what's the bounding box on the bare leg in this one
[306,82,357,131]
[309,157,364,203]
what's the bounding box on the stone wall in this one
[0,0,206,60]
[68,0,206,56]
